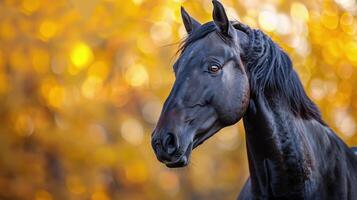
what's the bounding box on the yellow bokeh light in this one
[48,86,66,108]
[340,12,353,26]
[132,0,144,5]
[120,118,144,145]
[334,109,356,138]
[70,42,94,69]
[321,11,339,30]
[340,12,357,35]
[290,2,309,21]
[137,35,155,54]
[150,21,172,45]
[125,64,149,87]
[81,76,103,99]
[15,113,34,136]
[345,41,357,63]
[21,0,40,14]
[39,20,58,40]
[40,77,56,97]
[258,10,277,32]
[31,48,50,73]
[276,14,291,35]
[141,100,161,124]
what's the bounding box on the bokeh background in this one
[0,0,357,199]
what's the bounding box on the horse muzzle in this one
[151,131,193,168]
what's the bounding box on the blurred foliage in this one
[0,0,356,199]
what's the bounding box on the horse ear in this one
[181,6,201,34]
[212,0,235,38]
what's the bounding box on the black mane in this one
[178,22,324,124]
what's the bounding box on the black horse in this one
[151,1,357,199]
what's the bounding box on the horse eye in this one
[208,65,220,73]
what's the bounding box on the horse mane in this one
[178,22,325,125]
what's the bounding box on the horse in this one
[151,1,357,199]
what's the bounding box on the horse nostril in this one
[163,132,178,155]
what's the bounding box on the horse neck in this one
[237,28,328,197]
[242,93,313,197]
